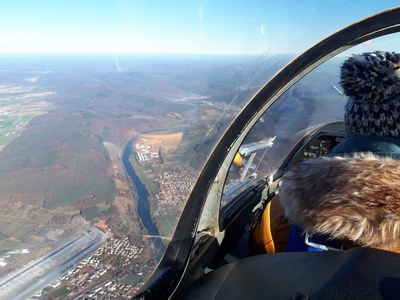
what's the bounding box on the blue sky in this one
[0,0,399,55]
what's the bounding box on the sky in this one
[0,0,399,55]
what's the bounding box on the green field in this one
[0,112,116,208]
[0,93,52,149]
[51,285,69,299]
[129,154,160,197]
[0,209,71,251]
[81,203,111,221]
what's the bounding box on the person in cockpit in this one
[250,51,400,253]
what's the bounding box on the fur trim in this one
[279,153,400,250]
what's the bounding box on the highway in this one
[0,227,106,300]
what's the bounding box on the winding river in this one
[122,139,166,259]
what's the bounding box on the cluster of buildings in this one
[79,281,139,299]
[16,91,55,100]
[153,168,198,215]
[93,236,144,267]
[47,236,146,299]
[135,143,160,163]
[0,84,31,95]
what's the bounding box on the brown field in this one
[7,237,21,244]
[29,235,45,242]
[115,178,129,191]
[93,219,108,229]
[138,132,183,151]
[201,108,220,120]
[35,247,52,258]
[114,196,132,213]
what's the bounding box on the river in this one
[122,138,166,259]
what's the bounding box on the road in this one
[0,228,106,300]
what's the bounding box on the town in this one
[153,168,198,217]
[38,236,148,299]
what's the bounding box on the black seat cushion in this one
[180,248,400,300]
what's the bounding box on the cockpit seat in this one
[180,248,400,299]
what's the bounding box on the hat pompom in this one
[340,51,400,104]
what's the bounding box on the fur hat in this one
[341,51,400,138]
[279,153,400,250]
